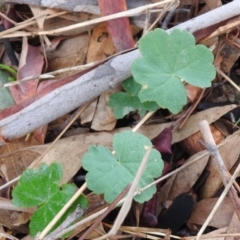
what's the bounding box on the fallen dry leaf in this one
[137,104,238,143]
[156,150,209,215]
[173,104,237,142]
[86,22,115,63]
[181,124,225,155]
[0,209,29,233]
[9,37,44,103]
[225,212,240,239]
[27,132,114,184]
[188,198,234,229]
[91,87,120,131]
[80,100,97,124]
[0,149,40,186]
[199,129,240,199]
[47,34,90,73]
[81,223,107,239]
[98,0,135,52]
[81,22,115,125]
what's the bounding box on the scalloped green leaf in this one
[12,163,63,207]
[122,76,142,95]
[82,130,163,203]
[12,163,88,236]
[29,184,88,236]
[109,77,159,119]
[131,28,216,114]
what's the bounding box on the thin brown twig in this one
[0,12,17,25]
[197,120,240,239]
[78,184,131,240]
[34,1,174,36]
[200,18,240,44]
[147,0,179,32]
[195,157,240,240]
[0,10,67,39]
[178,88,206,129]
[217,68,240,92]
[44,207,85,240]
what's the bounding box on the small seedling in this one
[82,130,163,203]
[12,163,88,236]
[109,29,216,117]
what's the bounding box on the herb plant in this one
[12,163,88,236]
[11,28,216,236]
[82,130,163,203]
[109,29,216,117]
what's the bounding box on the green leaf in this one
[109,77,159,119]
[0,70,15,110]
[132,28,216,114]
[12,163,88,236]
[12,163,63,207]
[82,130,163,203]
[108,92,141,118]
[122,76,142,95]
[29,184,88,236]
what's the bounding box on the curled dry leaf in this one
[181,124,225,155]
[152,127,172,154]
[10,37,44,103]
[140,193,158,227]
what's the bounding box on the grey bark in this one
[0,0,240,144]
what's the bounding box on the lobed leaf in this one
[29,184,87,236]
[12,163,63,207]
[109,77,159,119]
[82,131,163,203]
[12,163,88,236]
[132,28,216,114]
